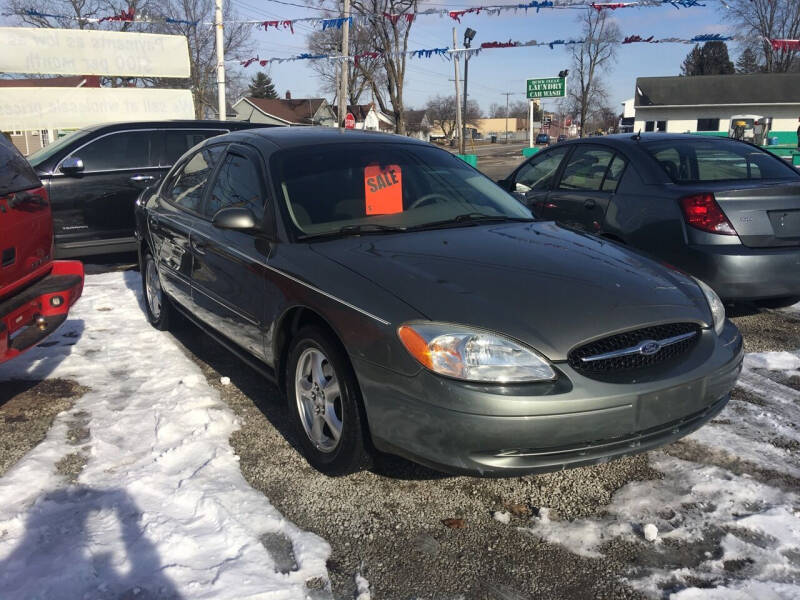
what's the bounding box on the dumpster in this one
[457,154,478,168]
[522,147,541,158]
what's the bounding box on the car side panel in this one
[190,225,270,361]
[147,201,194,310]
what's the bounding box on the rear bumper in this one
[680,244,800,301]
[0,261,84,364]
[354,321,743,476]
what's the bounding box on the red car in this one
[0,135,84,364]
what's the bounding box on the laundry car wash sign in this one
[526,77,566,99]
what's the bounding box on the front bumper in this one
[355,321,743,476]
[0,261,84,364]
[680,243,800,301]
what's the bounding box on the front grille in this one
[568,322,701,375]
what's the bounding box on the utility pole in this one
[338,0,350,128]
[501,92,513,144]
[461,28,476,153]
[452,28,462,154]
[215,0,226,120]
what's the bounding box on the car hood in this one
[312,221,711,361]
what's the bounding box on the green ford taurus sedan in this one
[136,128,743,476]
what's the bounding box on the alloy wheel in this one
[294,347,343,453]
[145,259,162,321]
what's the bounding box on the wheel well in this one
[274,307,343,392]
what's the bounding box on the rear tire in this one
[141,251,172,331]
[757,296,800,309]
[286,325,372,476]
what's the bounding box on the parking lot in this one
[1,146,799,599]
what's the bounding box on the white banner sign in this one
[0,27,191,78]
[0,87,195,131]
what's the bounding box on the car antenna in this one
[632,129,641,141]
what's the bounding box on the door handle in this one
[190,239,206,255]
[584,199,596,209]
[544,202,558,210]
[130,175,156,182]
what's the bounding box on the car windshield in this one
[26,129,86,168]
[271,142,532,237]
[643,139,799,183]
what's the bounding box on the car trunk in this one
[687,181,800,248]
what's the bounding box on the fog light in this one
[35,316,47,331]
[50,295,63,307]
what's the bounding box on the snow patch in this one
[0,272,330,599]
[355,572,371,600]
[493,511,511,524]
[643,523,658,542]
[523,350,800,598]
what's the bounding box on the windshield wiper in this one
[409,213,535,231]
[297,223,407,241]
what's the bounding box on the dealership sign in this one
[526,77,566,99]
[0,87,194,131]
[0,27,191,78]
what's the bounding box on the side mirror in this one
[60,156,84,175]
[212,206,257,231]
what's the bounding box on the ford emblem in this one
[639,340,662,356]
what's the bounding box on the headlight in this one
[397,322,556,383]
[694,277,725,334]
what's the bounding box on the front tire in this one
[141,251,172,330]
[286,326,372,475]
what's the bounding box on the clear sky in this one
[231,0,735,115]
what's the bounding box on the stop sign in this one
[344,112,356,129]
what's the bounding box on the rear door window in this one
[0,136,41,195]
[162,129,227,165]
[558,145,615,191]
[204,152,264,221]
[644,139,799,183]
[67,130,156,172]
[513,147,569,193]
[165,145,226,214]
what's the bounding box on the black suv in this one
[26,120,270,258]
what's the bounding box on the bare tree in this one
[3,0,253,117]
[350,0,417,134]
[308,24,384,106]
[723,0,800,73]
[567,10,620,138]
[425,95,481,140]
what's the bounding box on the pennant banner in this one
[236,32,789,68]
[13,0,714,31]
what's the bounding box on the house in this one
[619,98,635,133]
[633,73,800,143]
[404,109,431,141]
[0,75,101,155]
[332,103,395,132]
[232,93,336,127]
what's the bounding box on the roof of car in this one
[561,132,744,148]
[229,126,429,149]
[73,120,266,134]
